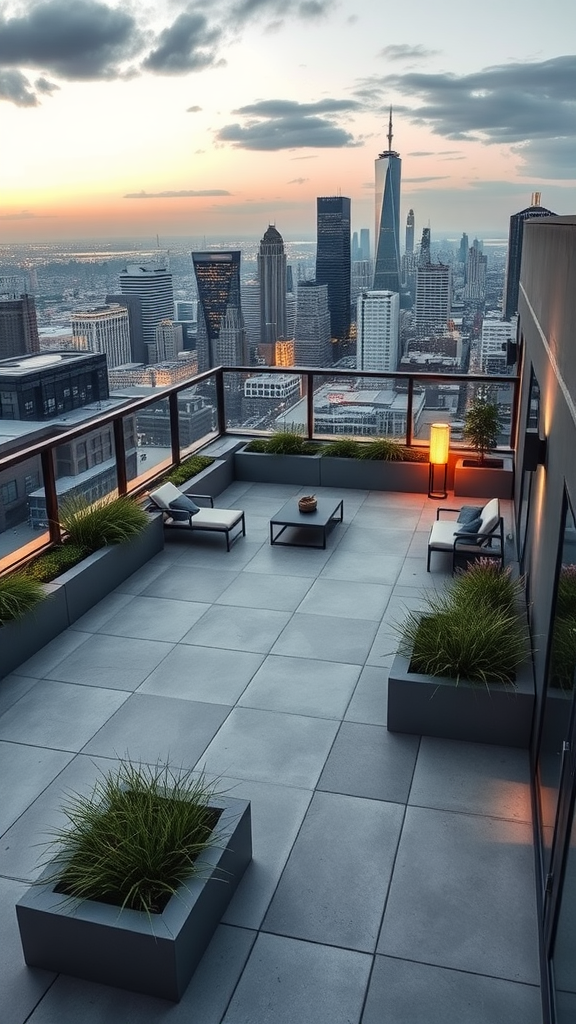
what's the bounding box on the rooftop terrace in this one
[1,482,541,1023]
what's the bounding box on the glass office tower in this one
[315,196,351,341]
[192,252,246,372]
[373,110,401,294]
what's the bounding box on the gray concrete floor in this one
[0,484,542,1023]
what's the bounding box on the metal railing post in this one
[41,449,61,545]
[169,392,180,468]
[306,373,314,440]
[113,418,128,495]
[406,378,414,447]
[216,368,226,437]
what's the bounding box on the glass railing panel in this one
[178,379,218,458]
[53,421,119,521]
[311,372,412,444]
[232,371,305,436]
[130,396,173,488]
[0,454,49,570]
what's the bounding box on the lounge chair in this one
[427,498,504,572]
[149,483,246,552]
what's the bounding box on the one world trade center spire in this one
[373,107,401,294]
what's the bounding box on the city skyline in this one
[0,0,574,243]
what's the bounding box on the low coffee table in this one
[270,498,344,549]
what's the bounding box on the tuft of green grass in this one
[556,564,576,619]
[396,560,528,686]
[0,572,46,625]
[59,495,148,552]
[163,455,214,488]
[25,543,91,584]
[43,761,224,916]
[245,430,319,455]
[451,559,523,616]
[320,438,363,458]
[549,614,576,691]
[357,437,428,462]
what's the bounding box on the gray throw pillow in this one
[169,494,200,517]
[457,517,482,541]
[457,505,483,523]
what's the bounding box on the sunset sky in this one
[0,0,574,243]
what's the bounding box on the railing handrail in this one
[0,364,519,474]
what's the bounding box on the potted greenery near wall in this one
[0,495,163,680]
[16,760,252,1001]
[319,437,429,492]
[454,396,514,498]
[235,430,322,485]
[235,432,429,491]
[387,560,534,746]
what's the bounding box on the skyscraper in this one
[0,294,39,360]
[258,225,287,346]
[294,282,332,367]
[419,227,431,267]
[360,229,370,262]
[458,233,469,265]
[356,291,400,373]
[405,210,415,255]
[118,265,174,359]
[315,196,351,340]
[192,251,246,371]
[463,243,488,302]
[414,264,452,335]
[373,109,401,294]
[105,293,146,363]
[71,304,131,369]
[504,193,555,319]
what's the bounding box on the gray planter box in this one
[0,583,69,679]
[0,515,164,679]
[453,456,514,499]
[387,651,535,748]
[320,457,429,492]
[234,447,321,486]
[181,458,233,498]
[60,513,165,623]
[16,795,252,1002]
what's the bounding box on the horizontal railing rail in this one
[0,364,520,574]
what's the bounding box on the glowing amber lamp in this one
[428,423,450,498]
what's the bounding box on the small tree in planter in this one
[463,397,502,466]
[17,759,252,1001]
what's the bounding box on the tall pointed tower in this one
[373,108,401,294]
[258,225,287,346]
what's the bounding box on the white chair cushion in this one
[193,508,243,530]
[479,498,499,535]
[428,520,461,550]
[149,482,182,510]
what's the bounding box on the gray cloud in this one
[512,137,576,180]
[0,209,42,219]
[377,55,575,178]
[287,177,309,184]
[35,76,59,94]
[217,97,360,150]
[404,175,450,183]
[0,69,38,106]
[0,0,142,80]
[143,11,222,75]
[186,105,202,113]
[379,44,439,62]
[231,0,333,24]
[124,189,232,199]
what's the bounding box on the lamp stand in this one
[428,463,448,500]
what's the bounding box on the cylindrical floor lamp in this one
[428,423,450,499]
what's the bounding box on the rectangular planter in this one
[16,795,252,1002]
[180,458,234,498]
[453,456,514,499]
[387,652,535,748]
[0,583,69,679]
[59,513,165,623]
[320,457,429,493]
[234,448,321,486]
[0,514,165,679]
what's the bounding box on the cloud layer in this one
[217,98,360,150]
[373,55,576,178]
[124,189,232,199]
